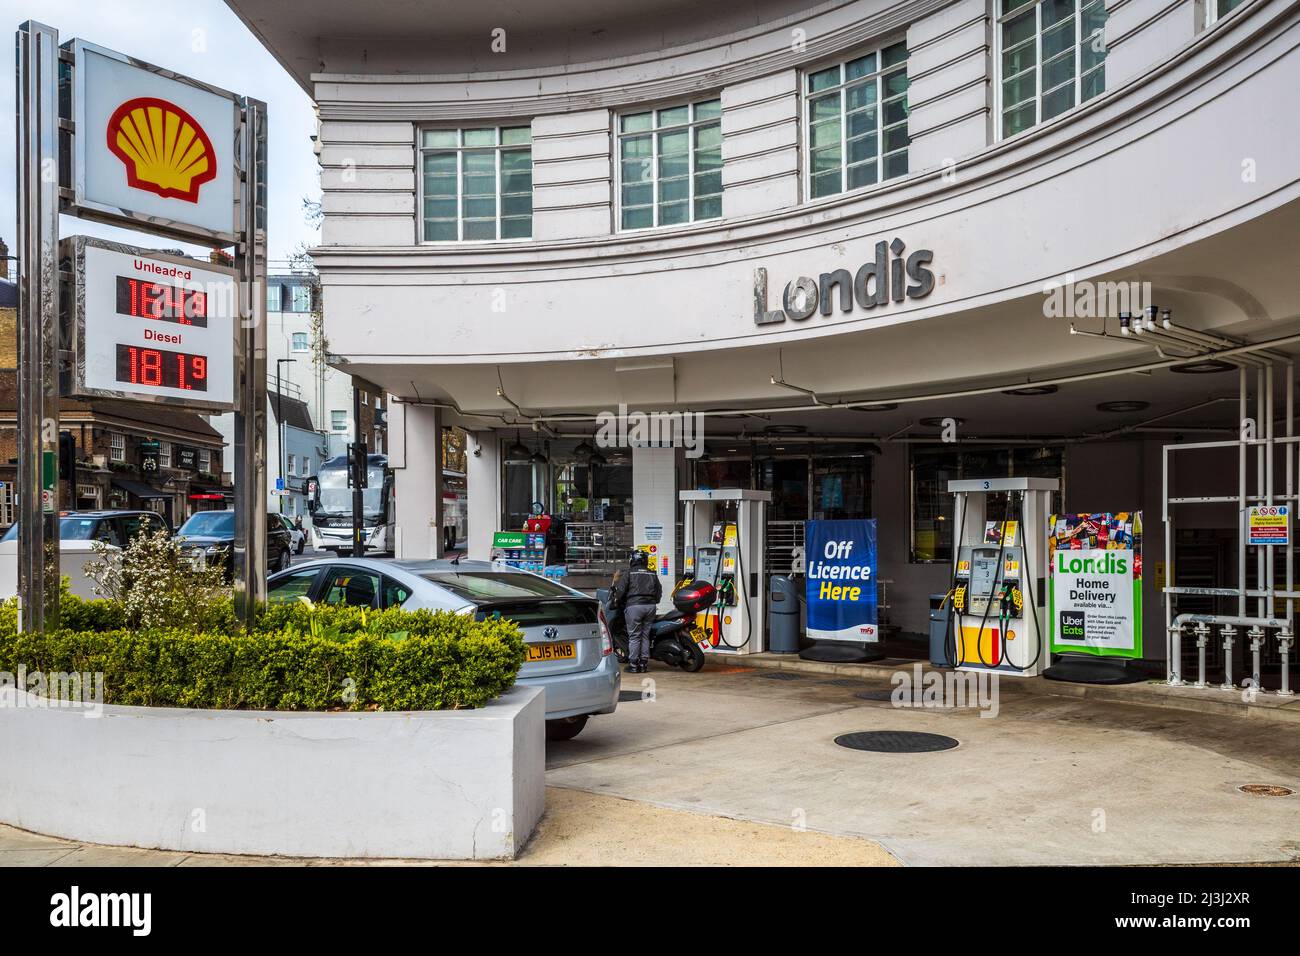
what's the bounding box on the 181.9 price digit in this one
[115,344,209,392]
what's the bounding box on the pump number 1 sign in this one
[65,237,237,411]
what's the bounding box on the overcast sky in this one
[0,0,320,271]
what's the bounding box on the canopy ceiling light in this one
[1169,360,1236,375]
[505,431,532,462]
[1096,400,1151,413]
[1003,384,1059,396]
[919,416,965,428]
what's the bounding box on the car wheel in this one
[276,549,290,572]
[296,539,305,555]
[545,715,588,741]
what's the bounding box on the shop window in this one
[618,98,722,229]
[910,445,1064,562]
[694,457,754,491]
[997,0,1108,139]
[420,126,532,242]
[109,432,125,463]
[805,40,910,199]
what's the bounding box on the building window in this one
[1207,0,1248,25]
[997,0,1108,139]
[77,484,100,509]
[287,454,296,476]
[199,448,211,473]
[110,432,125,463]
[266,284,282,312]
[289,284,314,313]
[420,127,533,242]
[910,445,1065,562]
[302,456,310,476]
[805,42,910,200]
[291,331,310,352]
[158,441,171,469]
[331,410,348,433]
[0,484,14,526]
[618,99,722,229]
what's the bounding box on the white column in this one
[632,445,678,611]
[467,430,501,561]
[392,401,443,560]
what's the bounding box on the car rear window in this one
[419,571,575,602]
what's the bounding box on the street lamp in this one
[276,359,297,512]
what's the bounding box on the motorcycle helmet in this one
[629,549,650,570]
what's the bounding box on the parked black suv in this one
[175,511,293,577]
[0,510,170,546]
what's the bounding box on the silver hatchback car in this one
[266,558,620,740]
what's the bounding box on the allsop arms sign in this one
[754,237,935,326]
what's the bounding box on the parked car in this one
[176,511,294,577]
[0,510,174,600]
[0,509,171,548]
[274,513,307,555]
[267,558,620,740]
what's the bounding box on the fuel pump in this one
[945,478,1057,677]
[679,489,770,654]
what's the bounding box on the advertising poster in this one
[1048,512,1143,658]
[805,519,878,643]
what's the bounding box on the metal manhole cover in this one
[759,672,802,681]
[854,689,953,706]
[819,678,870,687]
[1238,784,1295,797]
[834,731,960,753]
[618,690,648,702]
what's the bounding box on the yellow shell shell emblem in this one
[106,97,217,204]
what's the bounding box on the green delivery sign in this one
[1048,513,1143,659]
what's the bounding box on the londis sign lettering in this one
[69,40,240,242]
[754,238,935,327]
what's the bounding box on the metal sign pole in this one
[15,21,61,633]
[233,96,268,624]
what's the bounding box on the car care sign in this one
[73,41,240,241]
[1048,512,1143,658]
[805,519,878,643]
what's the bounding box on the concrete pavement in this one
[3,661,1299,865]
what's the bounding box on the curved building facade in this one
[233,0,1300,658]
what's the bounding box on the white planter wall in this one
[0,685,545,860]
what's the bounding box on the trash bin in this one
[929,593,950,667]
[769,576,801,653]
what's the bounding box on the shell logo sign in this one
[106,97,216,204]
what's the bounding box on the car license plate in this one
[526,641,576,662]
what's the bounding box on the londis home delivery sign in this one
[1048,512,1143,658]
[69,39,241,243]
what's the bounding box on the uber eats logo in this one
[1059,610,1086,639]
[754,237,936,326]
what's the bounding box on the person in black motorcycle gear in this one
[609,549,662,674]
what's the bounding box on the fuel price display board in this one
[65,236,236,410]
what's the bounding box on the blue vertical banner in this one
[805,519,878,643]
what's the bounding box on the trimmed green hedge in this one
[0,596,527,712]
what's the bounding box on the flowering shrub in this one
[83,528,233,633]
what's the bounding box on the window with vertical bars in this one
[618,99,722,230]
[805,41,910,200]
[420,127,533,241]
[998,0,1108,139]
